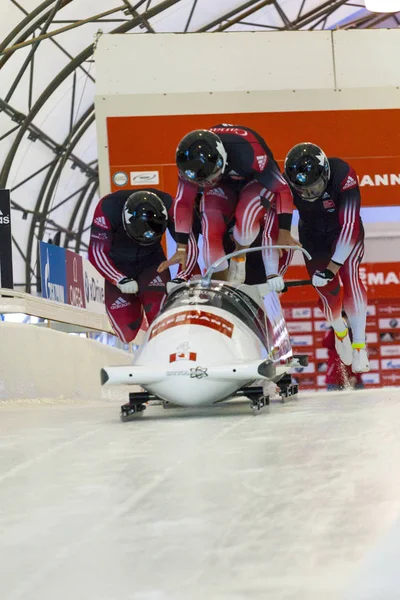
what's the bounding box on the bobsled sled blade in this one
[100,368,109,386]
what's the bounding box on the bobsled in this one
[100,245,311,420]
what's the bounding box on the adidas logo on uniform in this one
[256,155,267,171]
[111,297,130,310]
[207,187,227,198]
[149,276,164,287]
[342,175,357,191]
[322,192,330,199]
[95,216,108,229]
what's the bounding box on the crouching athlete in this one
[88,188,198,344]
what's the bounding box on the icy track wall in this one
[0,323,132,402]
[94,29,400,268]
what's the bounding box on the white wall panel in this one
[96,32,335,95]
[334,30,400,89]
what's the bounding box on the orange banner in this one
[282,262,400,305]
[107,108,400,207]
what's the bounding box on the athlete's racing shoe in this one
[228,256,246,284]
[352,345,370,373]
[334,329,353,366]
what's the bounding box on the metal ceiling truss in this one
[0,0,398,289]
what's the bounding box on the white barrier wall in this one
[0,323,132,402]
[95,30,400,264]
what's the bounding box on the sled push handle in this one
[285,279,312,288]
[201,245,312,287]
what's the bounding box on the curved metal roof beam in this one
[65,174,98,251]
[0,0,60,53]
[1,5,130,56]
[73,179,99,254]
[37,114,96,240]
[24,110,95,289]
[23,102,94,288]
[0,0,74,65]
[0,0,183,190]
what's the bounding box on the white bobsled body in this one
[102,280,296,407]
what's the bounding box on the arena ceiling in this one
[1,0,399,291]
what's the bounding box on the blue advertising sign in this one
[39,241,67,303]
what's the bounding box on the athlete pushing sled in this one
[88,188,199,344]
[284,142,370,374]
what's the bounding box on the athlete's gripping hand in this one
[157,245,187,273]
[276,229,302,257]
[267,274,285,292]
[312,269,335,287]
[117,277,138,294]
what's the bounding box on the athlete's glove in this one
[228,256,246,284]
[117,277,138,294]
[267,274,285,292]
[312,269,335,287]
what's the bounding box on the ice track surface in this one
[2,389,400,600]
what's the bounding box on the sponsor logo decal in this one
[92,232,108,240]
[379,318,400,330]
[256,155,267,170]
[94,216,108,229]
[0,209,10,225]
[166,370,190,376]
[342,175,358,191]
[111,297,130,310]
[360,267,400,287]
[323,199,335,210]
[206,187,228,198]
[84,271,105,305]
[380,345,400,357]
[287,321,312,333]
[112,171,128,186]
[149,310,234,340]
[190,366,208,379]
[130,170,159,185]
[210,126,248,137]
[169,352,197,363]
[383,373,400,383]
[381,358,400,370]
[290,335,313,346]
[359,174,400,187]
[291,308,312,319]
[314,320,331,332]
[149,275,165,287]
[361,372,381,384]
[379,305,400,315]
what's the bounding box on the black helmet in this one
[176,129,227,186]
[284,143,330,201]
[123,191,168,245]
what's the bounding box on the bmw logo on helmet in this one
[185,169,196,180]
[296,172,307,184]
